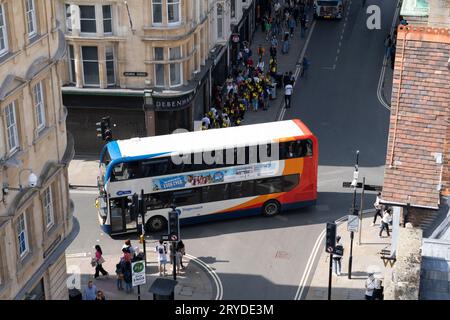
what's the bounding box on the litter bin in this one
[149,278,178,300]
[68,288,82,300]
[270,82,277,100]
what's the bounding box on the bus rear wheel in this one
[262,200,281,217]
[145,216,167,233]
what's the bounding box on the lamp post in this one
[348,150,359,279]
[143,89,155,136]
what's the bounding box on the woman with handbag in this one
[176,240,186,270]
[94,245,109,278]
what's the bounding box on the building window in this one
[17,213,29,258]
[43,187,54,229]
[82,46,99,86]
[68,45,76,83]
[105,47,115,86]
[169,47,182,86]
[154,47,165,86]
[33,81,46,132]
[65,4,72,32]
[217,4,223,39]
[167,0,180,24]
[152,0,162,24]
[5,101,19,153]
[0,3,9,56]
[231,0,236,19]
[102,5,112,34]
[25,0,37,37]
[79,5,96,33]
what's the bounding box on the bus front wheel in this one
[262,200,281,217]
[145,216,167,233]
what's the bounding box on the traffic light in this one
[325,222,336,254]
[168,208,180,242]
[95,116,112,141]
[129,193,139,221]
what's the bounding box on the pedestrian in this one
[282,32,290,53]
[93,245,108,279]
[270,44,277,59]
[289,15,296,37]
[115,256,125,290]
[123,258,133,293]
[301,56,310,78]
[176,240,186,270]
[373,278,384,300]
[122,239,136,259]
[289,71,295,86]
[156,240,168,276]
[300,15,306,38]
[265,19,272,40]
[201,113,211,129]
[332,235,344,276]
[95,290,106,300]
[284,82,293,108]
[379,208,392,237]
[257,44,266,59]
[283,72,290,87]
[271,35,278,47]
[365,273,377,300]
[83,280,97,300]
[371,192,383,226]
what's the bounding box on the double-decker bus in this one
[97,119,318,236]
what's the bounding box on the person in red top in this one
[94,245,109,278]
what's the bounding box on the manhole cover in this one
[275,251,290,259]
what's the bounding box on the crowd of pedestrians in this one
[201,0,312,130]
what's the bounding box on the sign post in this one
[325,222,337,300]
[132,260,146,300]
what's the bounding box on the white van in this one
[313,0,344,19]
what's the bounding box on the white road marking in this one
[376,0,400,111]
[185,254,223,300]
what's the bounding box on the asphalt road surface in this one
[67,0,398,300]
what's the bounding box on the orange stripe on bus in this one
[216,193,284,214]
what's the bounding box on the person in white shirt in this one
[201,114,211,129]
[155,240,168,276]
[365,273,376,300]
[371,192,383,226]
[379,208,392,237]
[284,83,293,108]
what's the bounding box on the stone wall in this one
[384,224,423,300]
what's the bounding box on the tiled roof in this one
[382,26,450,209]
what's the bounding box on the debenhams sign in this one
[152,91,195,111]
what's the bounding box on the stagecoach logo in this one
[117,190,132,196]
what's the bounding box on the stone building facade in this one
[58,0,257,155]
[0,0,75,299]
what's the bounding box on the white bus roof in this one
[107,119,313,160]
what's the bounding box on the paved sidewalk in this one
[306,212,391,300]
[66,240,214,300]
[244,13,313,125]
[68,158,99,187]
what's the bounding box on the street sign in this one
[161,235,169,241]
[342,182,382,191]
[170,234,178,241]
[347,215,359,233]
[132,260,146,287]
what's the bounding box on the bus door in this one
[109,197,138,234]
